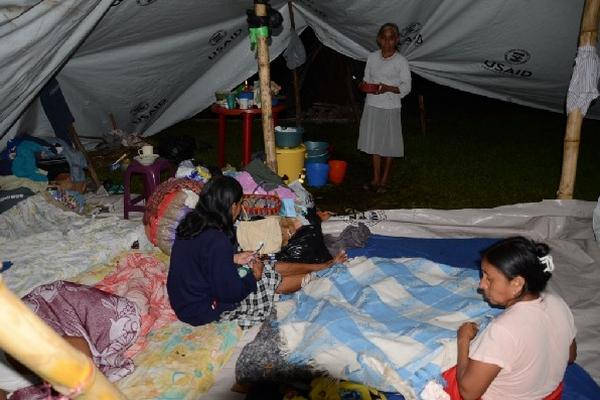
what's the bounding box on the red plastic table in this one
[211,103,286,167]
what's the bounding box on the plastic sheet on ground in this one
[323,200,600,385]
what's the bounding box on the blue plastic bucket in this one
[305,152,329,164]
[275,126,304,148]
[304,141,329,155]
[305,162,329,187]
[304,141,329,163]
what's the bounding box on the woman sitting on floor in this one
[167,175,347,328]
[448,236,577,400]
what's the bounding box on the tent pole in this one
[418,94,427,134]
[0,276,126,399]
[557,0,600,199]
[345,61,361,123]
[68,124,102,191]
[255,2,278,173]
[288,1,302,128]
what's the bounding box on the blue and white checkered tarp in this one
[275,256,501,399]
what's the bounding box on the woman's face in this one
[478,259,523,307]
[378,27,399,54]
[231,201,243,221]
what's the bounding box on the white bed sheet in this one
[0,194,151,297]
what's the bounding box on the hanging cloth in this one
[566,45,600,115]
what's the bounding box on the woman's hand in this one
[250,258,264,280]
[234,251,256,266]
[458,322,479,342]
[376,83,399,94]
[332,250,348,265]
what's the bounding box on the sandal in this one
[362,182,379,192]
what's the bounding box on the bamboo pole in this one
[0,276,126,399]
[68,124,102,191]
[288,1,302,128]
[557,0,600,199]
[255,2,278,173]
[418,94,427,135]
[345,61,361,123]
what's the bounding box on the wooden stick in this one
[109,113,118,131]
[418,94,427,135]
[288,1,303,128]
[557,0,600,199]
[68,124,102,191]
[0,276,126,399]
[256,3,278,173]
[345,61,360,123]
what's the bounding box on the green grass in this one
[139,92,599,213]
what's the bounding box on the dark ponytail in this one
[176,175,243,240]
[483,236,552,294]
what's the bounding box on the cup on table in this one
[138,145,154,157]
[239,98,249,109]
[226,93,236,109]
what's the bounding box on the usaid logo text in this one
[400,22,423,48]
[209,30,227,46]
[482,49,532,78]
[130,102,149,115]
[504,49,530,65]
[131,98,167,124]
[208,29,242,60]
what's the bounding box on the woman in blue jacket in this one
[167,175,262,326]
[168,174,348,327]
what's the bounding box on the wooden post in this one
[288,1,302,128]
[557,0,600,199]
[255,2,278,173]
[418,94,427,135]
[345,61,361,122]
[68,124,102,191]
[109,113,118,131]
[0,276,126,399]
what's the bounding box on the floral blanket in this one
[10,280,141,400]
[73,251,244,399]
[94,252,178,356]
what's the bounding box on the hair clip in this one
[538,255,555,273]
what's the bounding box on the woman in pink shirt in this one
[451,236,577,400]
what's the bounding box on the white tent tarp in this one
[0,0,592,146]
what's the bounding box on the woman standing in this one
[358,22,411,193]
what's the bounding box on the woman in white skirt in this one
[358,23,411,193]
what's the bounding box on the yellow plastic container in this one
[276,144,305,182]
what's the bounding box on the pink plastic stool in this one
[123,158,175,219]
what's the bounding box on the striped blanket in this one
[275,256,501,399]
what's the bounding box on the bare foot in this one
[230,382,252,394]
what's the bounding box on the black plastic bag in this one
[276,224,332,264]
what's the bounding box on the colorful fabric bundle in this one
[241,193,281,217]
[44,188,85,214]
[143,178,203,254]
